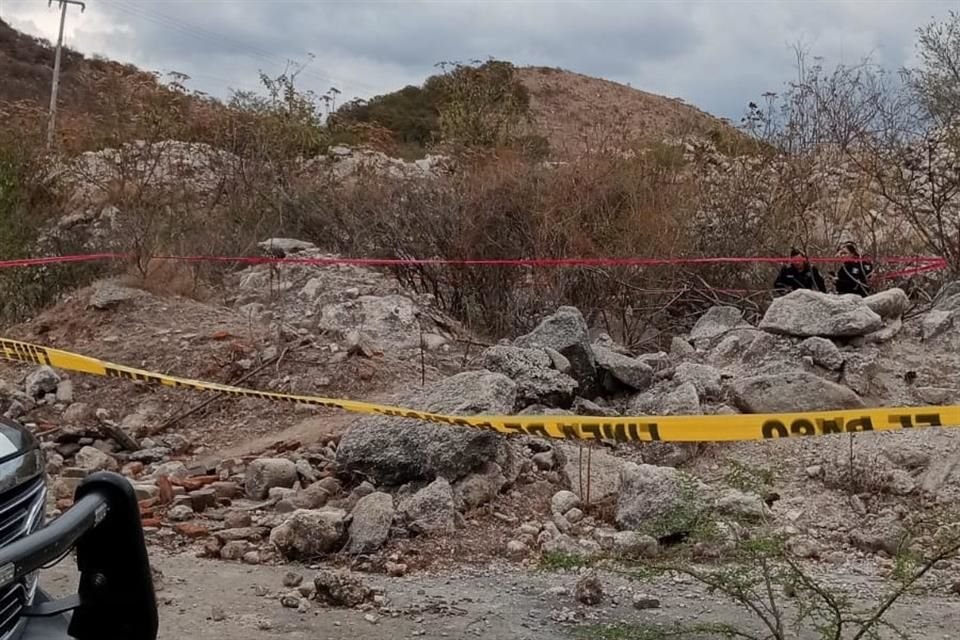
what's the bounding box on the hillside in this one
[2,18,741,158]
[515,66,740,155]
[0,17,152,108]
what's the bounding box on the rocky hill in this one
[2,19,742,159]
[515,66,741,155]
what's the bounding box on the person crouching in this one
[833,241,872,297]
[773,248,827,295]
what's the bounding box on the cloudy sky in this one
[2,0,953,120]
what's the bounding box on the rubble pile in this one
[225,238,459,357]
[29,275,960,577]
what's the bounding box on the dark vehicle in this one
[0,416,157,640]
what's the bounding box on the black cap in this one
[790,247,804,257]
[840,241,859,255]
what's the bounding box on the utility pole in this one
[47,0,86,149]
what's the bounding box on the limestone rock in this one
[674,363,722,398]
[760,289,882,337]
[479,345,577,407]
[245,458,298,500]
[25,366,60,399]
[731,371,864,413]
[714,489,770,521]
[313,570,373,607]
[555,444,627,502]
[453,462,506,510]
[689,306,749,348]
[346,492,394,554]
[337,371,517,485]
[74,446,118,473]
[593,345,653,391]
[318,294,421,350]
[398,478,456,535]
[615,463,703,537]
[514,306,596,384]
[799,337,844,371]
[269,509,347,558]
[863,288,909,319]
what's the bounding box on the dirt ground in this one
[42,549,960,640]
[14,266,960,638]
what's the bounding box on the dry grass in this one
[516,66,746,158]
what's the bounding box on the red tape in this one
[155,254,946,268]
[0,252,946,271]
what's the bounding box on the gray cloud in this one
[3,0,953,120]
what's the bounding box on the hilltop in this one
[515,66,739,155]
[1,19,742,158]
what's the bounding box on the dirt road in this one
[43,549,960,639]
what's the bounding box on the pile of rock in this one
[301,146,453,182]
[227,238,457,356]
[34,281,960,572]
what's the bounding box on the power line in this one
[47,0,87,148]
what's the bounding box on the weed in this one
[539,551,593,571]
[638,471,713,543]
[723,460,776,496]
[575,622,746,639]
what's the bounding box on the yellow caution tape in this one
[0,337,956,443]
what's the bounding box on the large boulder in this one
[922,310,956,340]
[313,570,374,607]
[921,293,960,342]
[75,446,118,473]
[318,294,421,349]
[269,508,346,558]
[759,290,882,338]
[479,345,578,407]
[730,371,864,413]
[659,382,702,416]
[863,288,909,320]
[345,492,395,554]
[245,458,298,500]
[674,363,722,398]
[615,463,704,537]
[555,444,627,502]
[593,345,653,391]
[336,371,517,485]
[799,337,844,371]
[258,238,316,256]
[514,307,596,383]
[25,366,60,399]
[453,462,507,510]
[398,478,456,535]
[88,281,145,310]
[689,306,750,348]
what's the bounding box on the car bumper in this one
[15,591,70,640]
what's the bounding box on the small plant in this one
[576,621,747,639]
[723,460,776,496]
[584,464,960,640]
[639,471,714,543]
[539,550,593,571]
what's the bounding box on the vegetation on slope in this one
[1,13,960,342]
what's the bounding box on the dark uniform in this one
[835,258,872,296]
[773,263,826,294]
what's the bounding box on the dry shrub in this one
[291,147,781,344]
[119,258,208,300]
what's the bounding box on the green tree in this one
[910,10,960,126]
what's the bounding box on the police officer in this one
[773,248,827,294]
[833,241,872,296]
